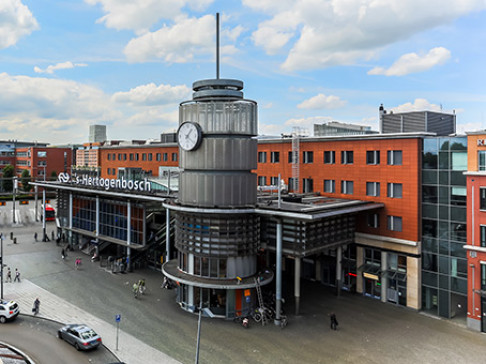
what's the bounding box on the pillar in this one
[68,192,73,247]
[275,220,283,325]
[336,246,342,297]
[95,196,100,258]
[315,258,321,282]
[166,208,171,261]
[356,247,364,294]
[127,200,131,271]
[188,253,194,309]
[294,257,301,315]
[381,251,388,303]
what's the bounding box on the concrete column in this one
[275,220,283,325]
[315,259,321,282]
[34,185,38,222]
[294,257,301,315]
[336,246,342,297]
[356,247,364,294]
[166,208,171,261]
[381,251,388,303]
[406,256,421,309]
[68,193,73,247]
[127,200,131,271]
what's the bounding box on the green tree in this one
[20,169,31,192]
[2,164,14,192]
[50,170,58,181]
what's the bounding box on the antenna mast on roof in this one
[216,12,220,79]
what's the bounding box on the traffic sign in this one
[115,314,121,322]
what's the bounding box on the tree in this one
[2,164,14,192]
[20,169,31,192]
[50,170,58,181]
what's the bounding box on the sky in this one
[1,0,486,145]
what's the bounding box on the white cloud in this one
[297,93,347,110]
[124,15,216,63]
[34,61,88,74]
[85,0,213,33]
[0,0,38,49]
[368,47,451,76]
[112,83,191,106]
[389,98,443,113]
[244,0,486,71]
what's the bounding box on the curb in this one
[0,339,37,364]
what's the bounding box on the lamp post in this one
[42,166,47,242]
[1,233,4,299]
[12,177,17,224]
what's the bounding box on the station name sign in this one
[478,139,486,146]
[58,173,151,192]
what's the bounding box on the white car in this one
[0,300,20,323]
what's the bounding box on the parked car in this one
[0,300,20,323]
[57,324,102,351]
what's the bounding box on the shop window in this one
[366,151,380,165]
[387,183,402,198]
[341,180,353,195]
[367,213,379,228]
[258,152,267,163]
[387,150,402,165]
[258,176,266,186]
[387,215,402,232]
[324,151,335,164]
[341,151,353,164]
[324,179,335,193]
[172,153,178,162]
[271,152,280,163]
[303,151,313,164]
[366,182,380,197]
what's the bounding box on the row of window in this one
[107,152,177,162]
[366,213,402,232]
[257,150,403,165]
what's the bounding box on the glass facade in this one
[421,136,467,318]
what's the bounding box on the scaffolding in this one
[291,127,308,193]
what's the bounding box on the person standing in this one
[34,232,38,242]
[33,298,40,315]
[330,313,338,330]
[13,268,20,282]
[61,248,65,259]
[6,268,12,283]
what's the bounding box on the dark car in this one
[57,324,102,351]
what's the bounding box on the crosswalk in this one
[0,208,39,226]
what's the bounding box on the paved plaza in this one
[1,221,486,363]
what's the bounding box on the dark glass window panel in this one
[422,204,437,219]
[439,138,450,151]
[438,240,449,256]
[423,185,438,203]
[423,152,438,169]
[450,242,466,258]
[450,171,466,186]
[438,151,449,170]
[439,274,449,290]
[481,189,486,210]
[450,207,466,222]
[439,221,449,240]
[450,222,466,242]
[422,170,438,184]
[439,171,449,185]
[438,186,449,204]
[422,252,438,272]
[439,256,450,275]
[422,271,438,287]
[422,219,438,238]
[451,278,467,295]
[450,137,467,151]
[422,238,438,253]
[438,206,449,220]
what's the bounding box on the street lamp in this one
[1,233,4,299]
[42,165,47,242]
[12,177,17,224]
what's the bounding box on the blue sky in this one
[1,0,486,144]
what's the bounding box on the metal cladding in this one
[179,78,258,207]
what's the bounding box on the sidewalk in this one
[3,279,180,364]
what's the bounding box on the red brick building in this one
[15,146,73,181]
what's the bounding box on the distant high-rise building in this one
[314,121,377,136]
[379,104,456,135]
[89,125,107,143]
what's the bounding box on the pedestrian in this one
[13,268,20,283]
[51,231,54,241]
[61,248,65,260]
[6,268,12,283]
[133,282,139,298]
[34,232,38,242]
[330,313,338,330]
[32,298,40,315]
[75,258,81,270]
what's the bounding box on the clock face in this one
[177,122,202,151]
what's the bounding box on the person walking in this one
[6,268,12,283]
[13,268,20,283]
[75,258,81,270]
[133,282,139,298]
[33,298,40,315]
[330,313,338,331]
[61,248,66,260]
[34,232,38,242]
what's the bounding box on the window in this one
[108,154,111,161]
[368,213,379,228]
[172,153,178,162]
[479,151,486,171]
[148,153,152,161]
[270,176,279,185]
[118,153,122,161]
[387,150,402,165]
[107,168,111,175]
[163,153,168,162]
[258,152,267,163]
[112,153,116,160]
[481,188,486,210]
[341,151,353,164]
[271,152,280,163]
[366,182,380,197]
[130,153,134,161]
[387,183,403,198]
[156,153,161,161]
[303,151,314,164]
[366,151,380,165]
[324,151,335,164]
[341,180,354,194]
[481,225,486,248]
[258,176,266,186]
[288,151,298,164]
[142,153,147,161]
[324,179,335,193]
[135,153,139,161]
[303,178,313,192]
[37,151,47,158]
[288,178,298,191]
[387,216,402,232]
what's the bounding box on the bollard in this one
[10,232,13,240]
[13,237,17,244]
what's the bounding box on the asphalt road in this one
[0,315,118,364]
